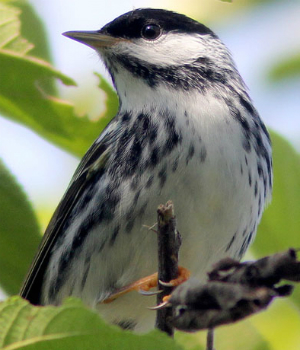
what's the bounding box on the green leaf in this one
[0,1,33,55]
[253,132,300,255]
[0,1,118,158]
[14,0,56,95]
[269,53,300,81]
[253,131,300,304]
[0,160,41,295]
[0,297,183,350]
[248,298,300,350]
[15,0,54,63]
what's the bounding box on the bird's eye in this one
[141,23,161,40]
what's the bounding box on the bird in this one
[20,8,272,332]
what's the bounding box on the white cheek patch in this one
[115,33,209,67]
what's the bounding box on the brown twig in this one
[155,200,180,336]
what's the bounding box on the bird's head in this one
[63,8,242,107]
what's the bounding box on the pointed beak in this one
[62,30,122,49]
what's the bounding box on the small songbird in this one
[20,8,272,332]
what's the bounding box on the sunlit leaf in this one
[0,1,118,158]
[0,297,183,350]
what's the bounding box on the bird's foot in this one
[159,266,190,287]
[102,266,190,303]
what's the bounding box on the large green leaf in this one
[253,132,300,256]
[0,160,41,295]
[252,131,300,304]
[0,1,118,158]
[15,0,53,63]
[0,297,183,350]
[14,0,56,94]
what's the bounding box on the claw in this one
[159,280,174,287]
[139,289,163,296]
[148,300,171,310]
[159,266,191,288]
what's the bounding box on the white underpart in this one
[47,75,268,331]
[95,82,266,331]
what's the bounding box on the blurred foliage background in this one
[0,0,299,349]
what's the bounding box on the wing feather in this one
[20,126,116,304]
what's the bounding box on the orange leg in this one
[102,266,190,303]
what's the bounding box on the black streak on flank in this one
[160,112,182,157]
[239,226,255,258]
[199,147,207,162]
[253,129,270,168]
[172,157,179,172]
[158,164,168,188]
[49,213,99,301]
[138,201,148,217]
[254,181,258,197]
[98,188,121,222]
[130,175,140,191]
[81,256,91,290]
[121,111,132,123]
[239,234,251,258]
[145,175,154,188]
[114,127,134,164]
[248,171,252,187]
[225,97,252,139]
[149,125,158,145]
[258,195,262,217]
[69,214,98,262]
[150,146,160,168]
[263,176,267,199]
[257,161,263,178]
[225,232,237,252]
[129,138,142,171]
[126,217,135,233]
[186,144,195,164]
[242,137,251,153]
[239,95,254,115]
[133,188,141,204]
[110,225,120,245]
[116,112,161,177]
[132,113,159,148]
